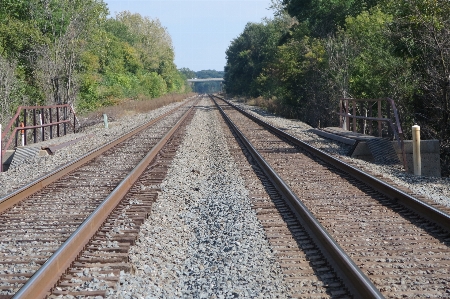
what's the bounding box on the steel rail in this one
[213,95,450,231]
[0,100,191,214]
[12,100,198,299]
[211,95,384,298]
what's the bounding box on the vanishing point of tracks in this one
[212,95,450,298]
[1,94,449,298]
[0,98,198,298]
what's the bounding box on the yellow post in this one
[412,125,421,176]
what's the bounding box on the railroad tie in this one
[366,138,400,165]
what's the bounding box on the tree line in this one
[0,0,190,129]
[224,0,450,176]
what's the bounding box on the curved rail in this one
[211,95,384,298]
[12,100,197,299]
[212,95,450,231]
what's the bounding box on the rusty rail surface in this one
[211,95,384,298]
[10,100,197,299]
[0,101,188,215]
[1,104,77,172]
[213,95,450,231]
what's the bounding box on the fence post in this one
[64,106,67,135]
[33,109,37,143]
[352,100,356,132]
[20,122,25,146]
[15,116,19,148]
[40,108,44,142]
[412,125,421,176]
[49,108,53,139]
[344,100,350,130]
[23,109,27,146]
[56,107,60,137]
[387,102,391,138]
[378,100,382,137]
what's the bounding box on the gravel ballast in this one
[230,99,450,208]
[108,98,289,298]
[2,96,447,206]
[1,95,449,297]
[0,99,190,197]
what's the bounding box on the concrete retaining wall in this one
[1,150,15,172]
[352,140,441,177]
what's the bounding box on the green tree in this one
[0,1,188,119]
[344,9,415,100]
[179,68,196,79]
[32,0,108,105]
[386,0,450,175]
[281,0,380,36]
[225,16,292,96]
[196,70,224,79]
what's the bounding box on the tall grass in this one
[79,92,196,127]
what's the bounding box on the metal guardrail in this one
[1,104,77,172]
[338,98,407,169]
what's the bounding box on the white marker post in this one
[412,125,421,176]
[20,122,25,146]
[103,114,108,129]
[39,112,43,140]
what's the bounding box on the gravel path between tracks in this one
[230,99,450,208]
[108,99,289,298]
[0,98,193,197]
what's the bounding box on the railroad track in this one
[211,95,450,298]
[0,97,198,299]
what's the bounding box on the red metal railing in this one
[338,98,407,169]
[1,104,77,172]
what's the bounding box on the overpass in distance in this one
[186,78,224,83]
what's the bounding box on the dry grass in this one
[237,96,283,115]
[242,96,303,119]
[79,92,196,127]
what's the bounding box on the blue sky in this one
[104,0,275,72]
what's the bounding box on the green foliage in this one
[103,19,136,45]
[225,0,450,175]
[0,0,31,22]
[178,68,223,93]
[385,0,450,175]
[343,9,415,100]
[0,3,189,124]
[196,70,224,79]
[282,0,380,36]
[0,16,46,60]
[80,11,187,110]
[179,68,196,80]
[193,69,224,93]
[225,16,292,97]
[137,72,167,98]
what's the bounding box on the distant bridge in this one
[186,78,224,83]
